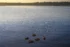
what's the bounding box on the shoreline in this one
[0,2,70,6]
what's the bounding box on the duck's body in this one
[43,36,46,40]
[32,34,36,37]
[25,37,29,40]
[28,40,34,43]
[35,38,40,41]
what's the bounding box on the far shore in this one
[0,2,70,6]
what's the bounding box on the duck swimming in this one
[32,34,36,37]
[28,40,34,43]
[25,37,29,40]
[43,36,46,40]
[35,38,40,41]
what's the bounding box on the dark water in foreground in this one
[0,6,70,47]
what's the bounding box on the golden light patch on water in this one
[4,6,37,9]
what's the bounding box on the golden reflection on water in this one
[5,6,36,8]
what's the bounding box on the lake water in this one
[0,6,70,47]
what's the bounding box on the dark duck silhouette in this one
[28,40,34,43]
[32,34,36,37]
[35,38,40,41]
[25,37,29,40]
[43,36,46,40]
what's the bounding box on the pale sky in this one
[0,0,70,3]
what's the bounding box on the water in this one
[0,6,70,47]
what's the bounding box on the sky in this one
[0,0,70,3]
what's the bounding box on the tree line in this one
[0,2,70,6]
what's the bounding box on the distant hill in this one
[0,2,70,6]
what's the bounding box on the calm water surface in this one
[0,6,70,47]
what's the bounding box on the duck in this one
[25,37,29,40]
[28,40,34,43]
[43,36,46,40]
[32,34,36,37]
[35,38,40,41]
